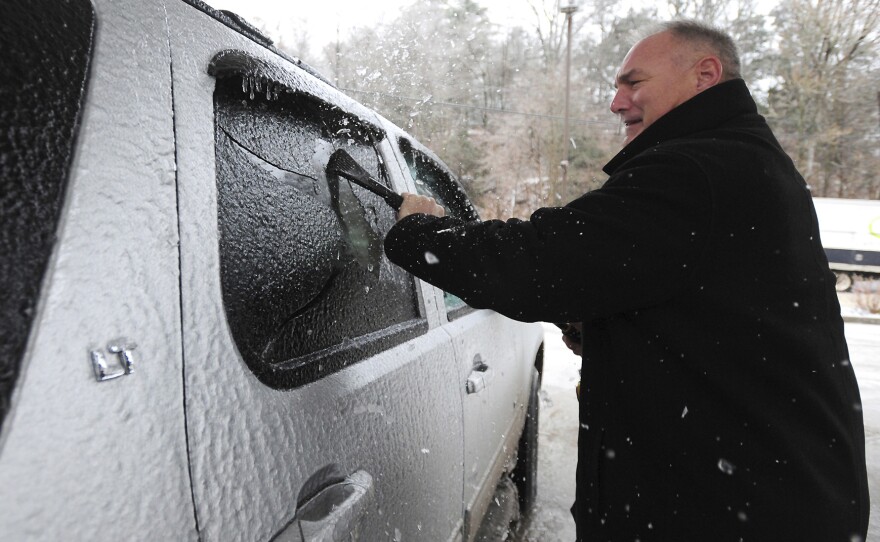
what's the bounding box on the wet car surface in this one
[0,1,544,540]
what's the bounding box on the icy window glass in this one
[0,0,95,431]
[398,138,479,223]
[398,138,478,316]
[212,56,424,388]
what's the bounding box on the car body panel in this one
[448,311,541,540]
[379,119,545,539]
[165,2,466,540]
[0,0,196,539]
[0,1,544,540]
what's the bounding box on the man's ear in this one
[695,55,724,90]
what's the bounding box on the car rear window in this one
[210,51,424,388]
[0,0,95,432]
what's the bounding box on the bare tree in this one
[768,0,880,198]
[261,0,876,205]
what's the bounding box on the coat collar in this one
[603,79,758,175]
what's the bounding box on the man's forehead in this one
[616,33,677,80]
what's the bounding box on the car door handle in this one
[466,354,492,394]
[273,470,374,542]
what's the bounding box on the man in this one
[384,20,869,541]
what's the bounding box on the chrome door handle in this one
[466,354,492,394]
[274,470,374,542]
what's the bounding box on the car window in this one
[210,51,425,388]
[398,137,479,317]
[398,138,479,223]
[0,0,95,431]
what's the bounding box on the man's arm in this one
[384,152,712,323]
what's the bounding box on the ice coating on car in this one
[209,49,287,101]
[208,48,381,134]
[0,0,95,434]
[0,3,548,542]
[211,52,422,387]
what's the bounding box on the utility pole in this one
[559,0,578,203]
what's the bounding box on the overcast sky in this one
[205,0,781,52]
[207,0,544,52]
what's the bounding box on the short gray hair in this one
[653,20,742,81]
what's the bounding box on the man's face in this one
[610,32,703,145]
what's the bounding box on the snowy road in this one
[518,324,579,541]
[519,319,880,541]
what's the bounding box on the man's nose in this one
[610,88,628,114]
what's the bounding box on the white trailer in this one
[813,197,880,291]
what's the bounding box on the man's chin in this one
[623,125,644,145]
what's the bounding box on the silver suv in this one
[0,1,544,540]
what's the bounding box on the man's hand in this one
[397,193,446,221]
[559,322,583,357]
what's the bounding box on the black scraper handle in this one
[326,149,404,210]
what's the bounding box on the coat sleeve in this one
[383,151,713,323]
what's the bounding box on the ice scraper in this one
[326,149,404,210]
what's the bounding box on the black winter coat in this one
[384,79,869,541]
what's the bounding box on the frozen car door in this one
[0,0,195,540]
[394,137,539,539]
[165,3,465,541]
